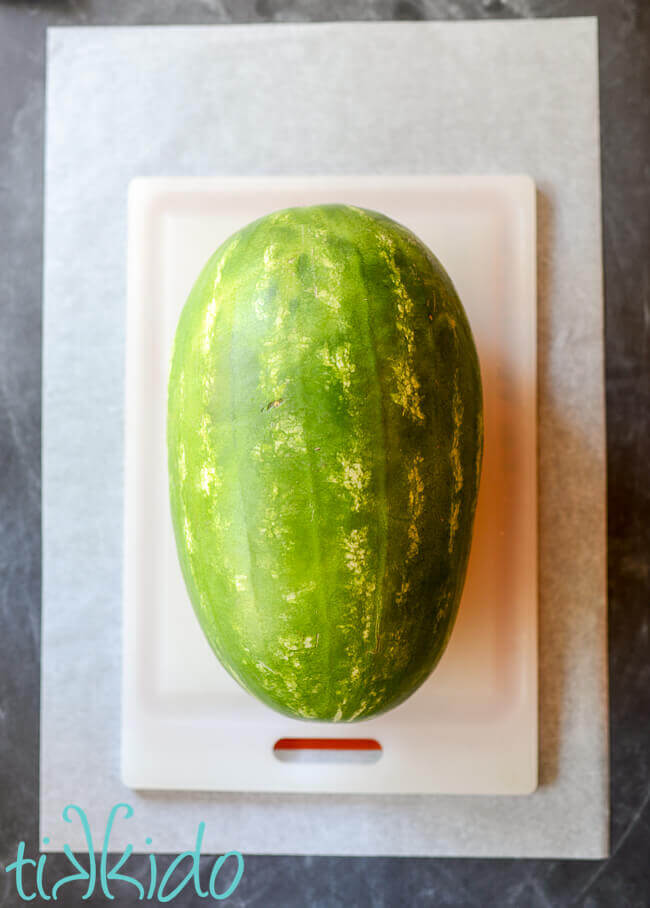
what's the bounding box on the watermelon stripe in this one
[359,274,390,654]
[287,245,333,710]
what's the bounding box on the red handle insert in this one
[274,737,381,752]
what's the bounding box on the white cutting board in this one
[122,175,537,795]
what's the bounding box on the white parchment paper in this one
[41,20,608,857]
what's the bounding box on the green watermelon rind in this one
[167,204,483,723]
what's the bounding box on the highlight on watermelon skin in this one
[167,203,483,723]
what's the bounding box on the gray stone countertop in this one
[0,2,648,906]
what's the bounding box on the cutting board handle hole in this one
[273,737,382,764]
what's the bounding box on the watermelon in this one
[167,204,483,722]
